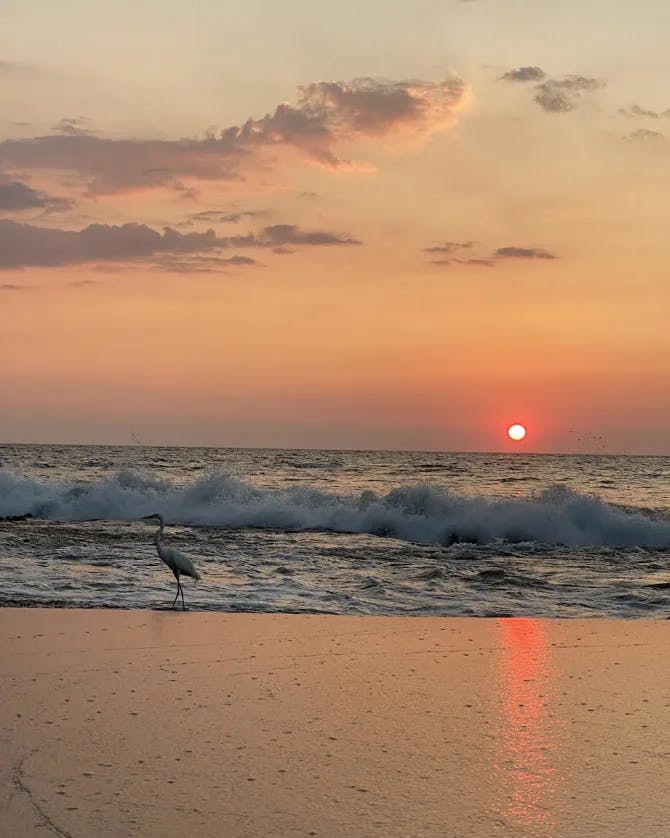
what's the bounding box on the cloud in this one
[0,74,467,194]
[0,134,247,194]
[151,254,262,273]
[0,282,31,291]
[430,257,494,268]
[184,209,266,225]
[68,278,99,287]
[0,179,73,211]
[0,219,360,270]
[253,224,360,247]
[303,76,464,136]
[231,76,467,170]
[534,75,603,113]
[624,128,666,143]
[457,257,494,267]
[500,66,546,82]
[493,246,556,259]
[53,117,93,136]
[618,105,670,120]
[224,255,259,266]
[0,60,39,78]
[424,240,475,254]
[427,241,556,267]
[0,221,221,269]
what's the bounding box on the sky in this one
[1,0,669,453]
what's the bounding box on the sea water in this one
[0,444,669,617]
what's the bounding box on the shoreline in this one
[2,609,668,836]
[2,601,669,619]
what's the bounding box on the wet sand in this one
[1,609,668,837]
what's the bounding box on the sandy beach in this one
[1,609,667,837]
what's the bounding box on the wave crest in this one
[1,468,669,548]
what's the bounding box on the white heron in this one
[142,514,201,610]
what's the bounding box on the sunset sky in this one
[2,0,669,453]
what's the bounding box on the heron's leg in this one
[180,582,186,611]
[171,572,180,609]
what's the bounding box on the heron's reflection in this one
[497,618,558,835]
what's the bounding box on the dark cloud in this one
[500,66,546,83]
[430,257,493,267]
[224,255,259,266]
[186,209,266,225]
[624,128,665,143]
[427,241,556,267]
[457,257,495,267]
[424,240,474,254]
[0,134,247,195]
[68,278,98,287]
[534,85,574,113]
[0,180,50,209]
[0,221,220,269]
[0,75,467,194]
[0,60,39,78]
[254,224,360,247]
[534,76,603,113]
[0,282,30,291]
[0,219,360,270]
[151,254,261,274]
[619,105,658,119]
[494,246,556,260]
[0,179,73,211]
[619,105,670,120]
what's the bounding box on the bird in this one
[142,513,201,610]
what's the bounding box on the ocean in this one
[0,444,669,617]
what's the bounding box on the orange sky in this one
[1,1,669,452]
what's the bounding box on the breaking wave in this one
[1,468,669,549]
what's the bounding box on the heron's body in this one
[155,538,201,580]
[143,514,200,610]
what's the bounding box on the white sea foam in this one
[1,468,669,548]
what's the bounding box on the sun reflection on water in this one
[496,618,559,835]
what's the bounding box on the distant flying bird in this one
[142,513,201,610]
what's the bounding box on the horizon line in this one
[0,441,662,457]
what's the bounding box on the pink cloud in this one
[0,75,467,195]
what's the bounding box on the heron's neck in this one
[154,521,164,543]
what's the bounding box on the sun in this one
[507,423,527,441]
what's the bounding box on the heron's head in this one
[141,513,164,524]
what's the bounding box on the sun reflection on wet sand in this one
[496,618,559,835]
